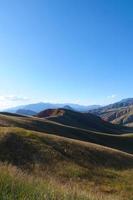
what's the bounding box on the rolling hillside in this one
[36,108,133,134]
[0,127,132,200]
[0,110,133,154]
[0,110,132,199]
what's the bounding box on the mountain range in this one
[4,98,133,127]
[90,98,133,126]
[4,102,100,113]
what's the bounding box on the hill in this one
[0,111,132,199]
[90,98,133,126]
[0,127,132,199]
[36,108,133,134]
[0,110,133,154]
[0,127,132,169]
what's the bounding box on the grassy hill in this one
[0,127,132,199]
[0,111,132,199]
[36,108,132,134]
[0,111,133,153]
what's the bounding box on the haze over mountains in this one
[16,109,37,116]
[4,102,101,113]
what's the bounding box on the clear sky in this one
[0,0,133,108]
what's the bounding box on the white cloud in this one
[107,94,117,99]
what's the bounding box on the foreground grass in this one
[0,127,132,199]
[0,163,127,200]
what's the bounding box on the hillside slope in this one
[36,108,133,134]
[0,111,133,154]
[90,98,133,126]
[0,127,132,200]
[0,127,132,169]
[91,105,133,126]
[0,111,132,199]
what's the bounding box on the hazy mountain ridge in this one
[4,102,101,113]
[16,109,37,116]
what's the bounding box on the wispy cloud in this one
[0,95,32,109]
[107,94,117,99]
[0,95,30,102]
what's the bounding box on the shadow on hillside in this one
[0,131,132,171]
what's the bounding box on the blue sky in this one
[0,0,133,108]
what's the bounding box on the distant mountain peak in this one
[63,105,73,110]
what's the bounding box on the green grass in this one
[0,163,125,200]
[0,164,88,200]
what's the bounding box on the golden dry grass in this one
[0,127,132,199]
